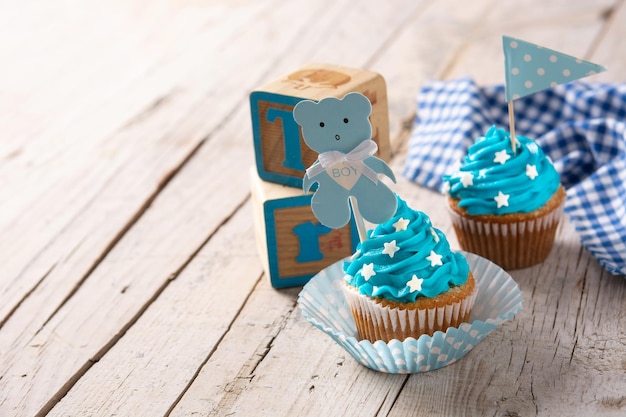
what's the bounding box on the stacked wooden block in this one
[249,63,391,288]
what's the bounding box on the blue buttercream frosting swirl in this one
[343,196,470,303]
[442,126,561,215]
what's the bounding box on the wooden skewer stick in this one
[508,100,517,152]
[349,196,368,243]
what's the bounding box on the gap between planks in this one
[37,195,252,417]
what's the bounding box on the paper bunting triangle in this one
[503,35,606,101]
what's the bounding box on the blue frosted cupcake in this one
[342,196,477,343]
[442,126,566,269]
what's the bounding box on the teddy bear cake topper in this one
[293,92,397,241]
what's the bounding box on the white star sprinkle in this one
[526,164,539,180]
[382,240,400,258]
[430,227,440,243]
[392,217,410,232]
[407,275,423,293]
[494,191,510,208]
[477,169,488,179]
[493,149,511,165]
[426,250,443,267]
[460,171,474,187]
[441,181,451,195]
[361,263,376,281]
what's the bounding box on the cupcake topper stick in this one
[293,92,397,243]
[348,196,368,243]
[502,35,606,151]
[507,101,517,151]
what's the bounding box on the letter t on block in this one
[265,106,306,172]
[249,62,390,188]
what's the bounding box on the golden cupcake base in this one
[342,273,477,343]
[447,186,566,270]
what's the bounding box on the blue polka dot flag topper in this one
[503,35,606,102]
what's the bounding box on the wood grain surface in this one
[1,0,624,416]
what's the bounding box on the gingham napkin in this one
[403,77,626,276]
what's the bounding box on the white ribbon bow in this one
[306,139,379,183]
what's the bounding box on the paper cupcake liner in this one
[341,281,477,342]
[448,200,565,270]
[297,252,522,373]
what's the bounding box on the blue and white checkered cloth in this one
[403,77,626,276]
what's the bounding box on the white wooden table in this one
[1,1,625,416]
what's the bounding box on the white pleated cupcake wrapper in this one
[341,282,478,340]
[447,200,565,237]
[297,252,523,373]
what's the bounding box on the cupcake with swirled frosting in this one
[342,195,477,342]
[442,126,566,269]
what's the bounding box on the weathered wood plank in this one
[168,278,301,417]
[17,0,438,412]
[2,0,625,416]
[185,180,626,417]
[45,200,266,417]
[1,0,434,414]
[190,1,626,417]
[166,0,515,411]
[385,215,626,417]
[0,0,309,404]
[211,302,409,417]
[371,0,497,141]
[386,2,626,416]
[445,0,616,85]
[389,20,626,417]
[590,0,626,81]
[0,102,252,416]
[2,0,349,331]
[0,1,274,323]
[0,1,218,158]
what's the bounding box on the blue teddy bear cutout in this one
[293,92,397,229]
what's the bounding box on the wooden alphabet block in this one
[250,169,359,288]
[250,63,390,188]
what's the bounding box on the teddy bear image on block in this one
[250,63,390,188]
[250,168,359,289]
